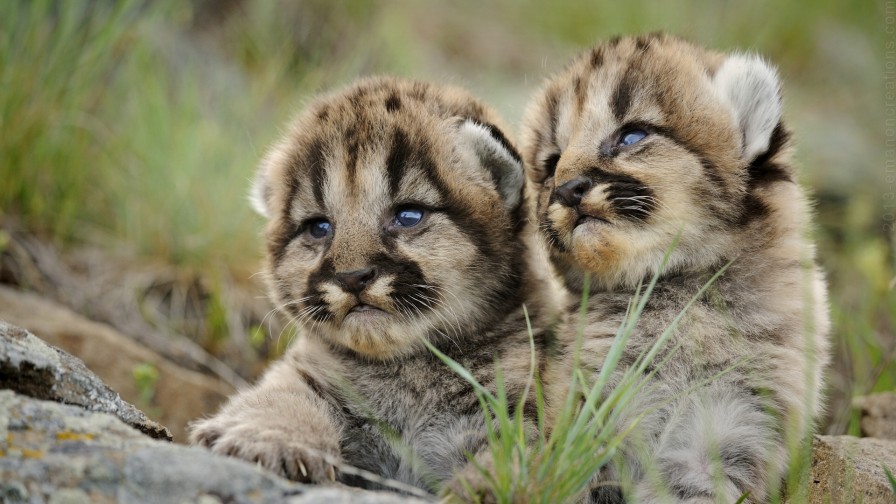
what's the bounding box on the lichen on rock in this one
[0,321,171,440]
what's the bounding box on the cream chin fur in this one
[713,53,782,161]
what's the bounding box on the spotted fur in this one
[190,76,560,494]
[522,34,830,503]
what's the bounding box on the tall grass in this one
[0,1,138,240]
[0,0,379,273]
[431,247,752,503]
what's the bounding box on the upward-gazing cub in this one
[189,77,557,494]
[523,34,830,502]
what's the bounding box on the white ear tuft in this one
[713,54,782,162]
[248,160,271,218]
[456,119,525,210]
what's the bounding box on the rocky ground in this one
[1,298,895,502]
[0,321,423,504]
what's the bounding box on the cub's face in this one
[253,78,526,358]
[522,34,786,291]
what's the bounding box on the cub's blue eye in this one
[307,219,332,239]
[619,129,648,147]
[394,207,425,228]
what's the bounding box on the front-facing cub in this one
[523,34,830,502]
[190,77,556,495]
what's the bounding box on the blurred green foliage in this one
[132,361,159,408]
[0,0,889,437]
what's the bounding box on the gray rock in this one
[807,435,896,503]
[0,321,171,440]
[0,390,426,504]
[854,392,896,440]
[0,287,234,442]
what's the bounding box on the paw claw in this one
[189,414,341,484]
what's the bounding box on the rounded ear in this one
[248,155,272,218]
[713,54,782,162]
[456,118,525,211]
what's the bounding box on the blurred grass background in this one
[0,0,888,435]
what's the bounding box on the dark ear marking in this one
[748,122,790,172]
[468,119,523,164]
[747,122,793,188]
[457,118,525,211]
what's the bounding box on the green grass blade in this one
[884,465,896,494]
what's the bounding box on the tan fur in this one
[523,34,830,503]
[190,76,562,495]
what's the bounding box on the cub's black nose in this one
[336,267,378,294]
[555,177,592,207]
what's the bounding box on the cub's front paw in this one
[190,414,341,484]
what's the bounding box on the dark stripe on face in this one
[344,124,360,190]
[544,87,561,147]
[440,200,494,260]
[525,129,544,179]
[611,61,640,121]
[368,252,439,316]
[584,167,654,222]
[650,124,731,197]
[540,214,569,253]
[299,257,337,323]
[275,140,326,264]
[307,139,328,208]
[268,222,298,265]
[386,128,412,196]
[698,157,727,192]
[421,123,522,259]
[573,74,588,114]
[428,162,526,316]
[543,153,561,180]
